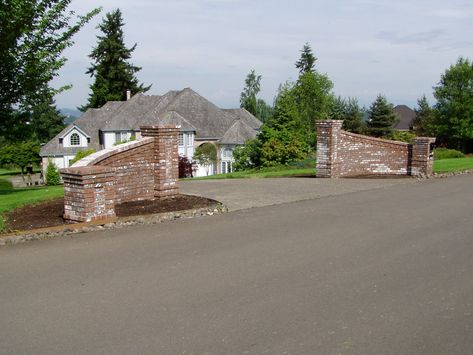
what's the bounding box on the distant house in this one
[393,105,416,131]
[40,88,262,177]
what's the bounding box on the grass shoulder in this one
[0,177,64,232]
[187,166,316,180]
[433,157,473,173]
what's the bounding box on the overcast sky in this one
[52,0,473,111]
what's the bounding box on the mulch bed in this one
[4,194,218,232]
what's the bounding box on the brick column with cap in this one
[61,166,116,222]
[410,137,436,177]
[316,120,343,178]
[141,125,180,198]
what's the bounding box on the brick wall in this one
[60,126,179,222]
[316,120,435,178]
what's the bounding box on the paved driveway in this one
[181,176,416,211]
[1,174,472,354]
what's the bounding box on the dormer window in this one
[70,133,80,146]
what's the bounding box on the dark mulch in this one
[4,195,218,232]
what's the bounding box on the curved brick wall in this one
[316,120,435,178]
[61,126,179,222]
[73,138,155,203]
[338,131,410,176]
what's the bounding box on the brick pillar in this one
[410,137,436,177]
[316,120,343,178]
[61,166,116,222]
[140,125,179,198]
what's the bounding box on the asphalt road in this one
[1,175,472,354]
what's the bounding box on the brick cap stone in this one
[60,165,114,176]
[411,137,436,144]
[72,137,154,167]
[316,120,343,127]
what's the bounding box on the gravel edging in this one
[432,169,473,178]
[0,203,228,247]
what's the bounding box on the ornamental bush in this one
[179,155,195,178]
[433,148,465,160]
[46,161,61,185]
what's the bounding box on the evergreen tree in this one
[329,96,365,134]
[295,43,316,75]
[414,95,435,136]
[343,98,365,134]
[367,95,397,137]
[81,9,151,111]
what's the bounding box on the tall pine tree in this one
[367,95,397,137]
[81,9,150,111]
[295,43,316,75]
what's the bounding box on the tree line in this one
[1,2,472,173]
[0,2,148,172]
[236,44,473,170]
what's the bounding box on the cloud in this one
[376,30,446,45]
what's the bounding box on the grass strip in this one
[433,157,473,173]
[0,178,64,232]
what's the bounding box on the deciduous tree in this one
[0,0,99,141]
[433,57,473,151]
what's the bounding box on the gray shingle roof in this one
[223,108,262,130]
[40,88,260,157]
[393,105,416,131]
[40,103,124,156]
[219,119,258,145]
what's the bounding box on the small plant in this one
[46,161,61,186]
[433,147,465,160]
[114,135,136,146]
[70,149,96,165]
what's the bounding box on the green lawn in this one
[433,157,473,173]
[0,177,63,232]
[188,166,316,180]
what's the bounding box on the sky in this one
[52,0,473,111]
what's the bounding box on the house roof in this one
[158,111,196,131]
[58,124,90,139]
[219,119,258,145]
[40,103,123,156]
[223,108,262,130]
[393,105,416,131]
[40,88,260,157]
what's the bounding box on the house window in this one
[223,147,233,159]
[70,133,80,146]
[187,133,194,146]
[221,161,233,174]
[179,133,184,147]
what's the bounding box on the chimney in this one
[126,89,131,101]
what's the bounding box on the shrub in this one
[433,147,465,160]
[387,130,417,143]
[70,149,96,165]
[46,161,61,185]
[179,155,195,178]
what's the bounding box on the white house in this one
[40,88,262,177]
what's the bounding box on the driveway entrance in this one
[180,177,415,211]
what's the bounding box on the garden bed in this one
[4,194,218,232]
